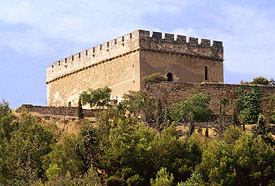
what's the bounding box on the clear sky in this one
[0,0,274,108]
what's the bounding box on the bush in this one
[143,73,167,87]
[106,176,126,186]
[250,76,269,85]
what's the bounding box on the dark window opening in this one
[68,102,71,107]
[167,73,173,81]
[205,66,208,81]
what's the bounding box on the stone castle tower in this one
[46,30,224,107]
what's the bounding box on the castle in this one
[46,30,224,107]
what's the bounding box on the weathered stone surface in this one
[46,30,224,106]
[146,82,275,115]
[15,104,100,117]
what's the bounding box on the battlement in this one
[46,30,223,83]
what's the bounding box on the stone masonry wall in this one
[15,104,100,117]
[46,29,224,107]
[146,82,275,115]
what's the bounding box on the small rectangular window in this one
[205,66,208,81]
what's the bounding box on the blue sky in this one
[0,0,274,108]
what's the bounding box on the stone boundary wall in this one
[15,104,101,117]
[146,82,275,115]
[47,29,223,84]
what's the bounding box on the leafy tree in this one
[150,167,174,186]
[143,73,167,87]
[223,126,242,145]
[2,113,54,184]
[169,92,212,123]
[233,135,275,186]
[177,171,204,186]
[0,100,16,141]
[263,95,275,123]
[80,87,111,108]
[42,133,86,180]
[197,139,236,186]
[232,87,262,126]
[121,91,156,124]
[250,76,269,85]
[252,115,274,146]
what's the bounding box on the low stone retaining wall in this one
[15,104,101,117]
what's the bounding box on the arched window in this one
[167,73,173,81]
[205,66,208,81]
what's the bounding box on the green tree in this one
[42,133,86,180]
[252,115,274,146]
[232,87,261,126]
[150,168,174,186]
[169,92,212,124]
[2,113,54,184]
[214,96,231,138]
[250,76,269,85]
[80,87,111,108]
[197,139,236,186]
[121,91,156,124]
[177,171,204,186]
[233,135,275,186]
[263,95,275,123]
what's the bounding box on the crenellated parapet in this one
[137,30,223,60]
[46,29,223,84]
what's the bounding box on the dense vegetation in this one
[0,86,275,185]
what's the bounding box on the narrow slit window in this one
[205,66,208,81]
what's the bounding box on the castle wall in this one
[140,51,223,87]
[137,30,223,87]
[146,82,275,115]
[46,30,224,106]
[47,51,140,106]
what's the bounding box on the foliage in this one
[214,96,231,138]
[263,95,275,123]
[232,135,275,186]
[143,73,167,87]
[169,92,212,123]
[0,113,54,184]
[250,76,269,85]
[252,115,274,146]
[1,95,275,186]
[177,171,204,186]
[80,87,111,108]
[223,126,242,145]
[197,139,236,186]
[121,91,156,124]
[232,87,262,125]
[77,97,84,119]
[42,133,86,180]
[150,167,174,186]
